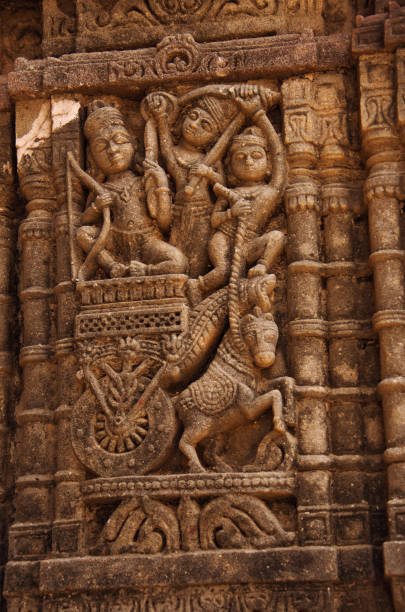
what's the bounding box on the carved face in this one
[181,107,219,148]
[242,314,278,368]
[231,144,268,183]
[90,125,134,175]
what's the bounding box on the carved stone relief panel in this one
[58,84,298,559]
[41,0,355,56]
[3,2,402,609]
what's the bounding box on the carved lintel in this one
[8,34,350,100]
[38,0,343,57]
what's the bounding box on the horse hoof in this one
[188,464,206,473]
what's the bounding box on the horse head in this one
[240,307,279,369]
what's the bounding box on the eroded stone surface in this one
[0,1,404,611]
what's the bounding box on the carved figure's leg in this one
[241,389,284,427]
[76,226,120,277]
[268,389,286,433]
[187,232,232,306]
[204,435,233,472]
[142,237,188,275]
[199,232,233,293]
[179,425,207,473]
[246,230,286,277]
[76,225,99,254]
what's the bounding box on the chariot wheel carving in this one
[71,382,177,477]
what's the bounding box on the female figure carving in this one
[145,91,236,277]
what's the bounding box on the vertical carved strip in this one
[361,54,405,540]
[359,52,405,605]
[42,0,76,57]
[0,109,16,594]
[282,77,331,546]
[316,74,360,389]
[317,72,378,548]
[51,96,85,555]
[11,99,57,560]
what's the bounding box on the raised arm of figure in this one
[253,108,287,198]
[230,85,287,197]
[143,159,173,234]
[146,93,182,185]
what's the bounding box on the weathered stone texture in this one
[0,1,404,611]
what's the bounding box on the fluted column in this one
[282,77,331,546]
[0,109,17,591]
[358,52,405,609]
[315,71,383,549]
[10,100,57,560]
[51,96,86,555]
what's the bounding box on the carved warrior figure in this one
[74,100,187,281]
[187,85,287,304]
[69,86,292,479]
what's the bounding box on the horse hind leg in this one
[204,435,233,472]
[242,389,283,424]
[179,425,207,473]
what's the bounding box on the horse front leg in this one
[242,389,285,432]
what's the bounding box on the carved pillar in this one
[0,109,16,594]
[10,99,57,560]
[359,53,405,606]
[315,74,360,388]
[282,77,331,546]
[316,73,382,549]
[51,96,86,555]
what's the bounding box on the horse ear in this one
[252,306,275,321]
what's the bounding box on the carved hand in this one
[146,93,169,118]
[231,198,252,218]
[143,159,168,187]
[129,260,148,277]
[94,191,115,211]
[189,163,212,180]
[230,84,264,118]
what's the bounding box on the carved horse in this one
[175,308,285,472]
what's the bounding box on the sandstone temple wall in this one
[0,1,404,610]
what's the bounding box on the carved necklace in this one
[104,176,138,203]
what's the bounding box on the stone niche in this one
[1,1,405,611]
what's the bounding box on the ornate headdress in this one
[84,100,126,140]
[230,126,267,153]
[195,95,232,133]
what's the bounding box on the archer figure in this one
[73,100,187,281]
